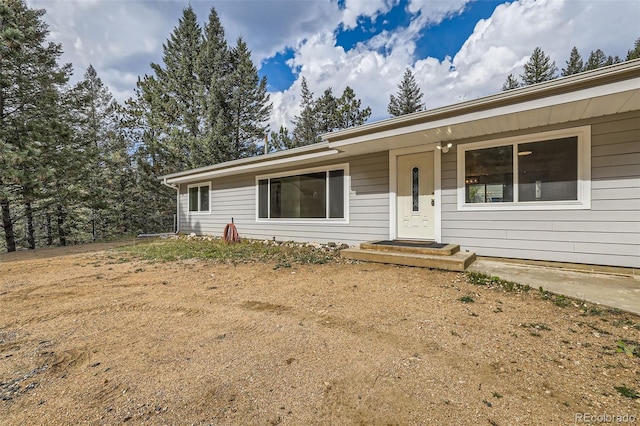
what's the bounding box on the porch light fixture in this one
[437,143,453,154]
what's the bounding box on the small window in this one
[188,184,210,212]
[412,167,419,212]
[257,166,347,221]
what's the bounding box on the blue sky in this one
[260,0,504,92]
[27,0,640,131]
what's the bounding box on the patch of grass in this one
[537,287,571,308]
[616,340,638,358]
[582,306,604,316]
[614,385,639,399]
[539,287,551,300]
[466,272,530,293]
[553,295,570,308]
[117,236,343,267]
[520,322,551,331]
[459,295,475,304]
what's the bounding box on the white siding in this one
[440,111,640,268]
[178,152,389,246]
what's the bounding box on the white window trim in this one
[255,163,350,224]
[456,126,591,211]
[187,182,211,214]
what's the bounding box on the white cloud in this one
[270,0,639,131]
[444,0,639,101]
[26,0,640,137]
[341,0,398,29]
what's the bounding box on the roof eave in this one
[323,59,640,144]
[158,141,330,181]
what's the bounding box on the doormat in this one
[372,240,447,249]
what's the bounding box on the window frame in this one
[187,183,211,214]
[456,126,591,211]
[255,163,350,224]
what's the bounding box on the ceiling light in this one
[437,143,453,154]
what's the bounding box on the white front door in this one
[397,152,435,240]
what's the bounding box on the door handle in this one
[431,199,435,207]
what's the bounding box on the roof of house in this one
[162,59,640,185]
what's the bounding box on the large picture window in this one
[457,127,590,210]
[257,166,347,221]
[188,184,210,212]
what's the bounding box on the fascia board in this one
[164,149,340,184]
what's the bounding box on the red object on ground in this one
[223,221,240,244]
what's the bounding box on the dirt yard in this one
[1,241,638,425]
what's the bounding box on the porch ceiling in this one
[330,84,639,156]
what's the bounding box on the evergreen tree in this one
[148,5,203,170]
[521,47,558,85]
[197,7,232,165]
[269,126,293,151]
[71,65,127,242]
[605,55,622,66]
[335,86,371,128]
[291,77,320,147]
[314,88,339,134]
[44,85,81,246]
[387,68,424,116]
[289,79,372,148]
[0,0,70,251]
[627,37,640,60]
[124,75,176,234]
[227,37,272,159]
[584,49,608,71]
[562,46,584,76]
[501,73,520,91]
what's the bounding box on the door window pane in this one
[412,167,419,212]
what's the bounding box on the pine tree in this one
[605,55,621,66]
[562,47,584,76]
[584,49,608,71]
[149,5,203,170]
[387,68,424,116]
[197,7,232,165]
[521,47,558,85]
[0,0,70,251]
[291,77,320,147]
[124,75,176,234]
[44,85,80,246]
[627,38,640,60]
[335,86,371,128]
[71,65,129,242]
[501,73,520,91]
[269,126,293,151]
[227,38,272,160]
[314,88,339,134]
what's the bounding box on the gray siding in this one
[440,111,640,268]
[178,152,390,246]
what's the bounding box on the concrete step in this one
[341,248,476,272]
[360,241,460,256]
